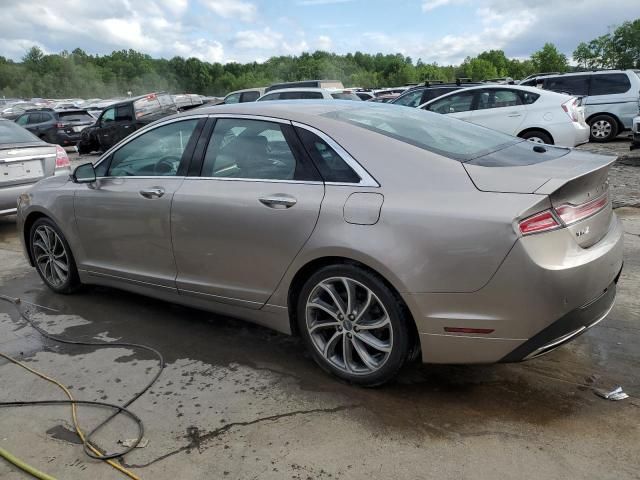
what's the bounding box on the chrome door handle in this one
[259,195,297,209]
[139,187,165,199]
[508,112,522,117]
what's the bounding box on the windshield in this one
[323,103,519,161]
[0,120,40,144]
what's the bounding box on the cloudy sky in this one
[0,0,636,65]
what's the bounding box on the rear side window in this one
[330,92,361,100]
[519,91,540,104]
[476,89,522,110]
[279,91,324,100]
[133,96,162,119]
[240,91,260,102]
[544,76,589,96]
[27,113,44,124]
[296,127,360,183]
[257,93,279,101]
[589,74,631,95]
[115,105,133,122]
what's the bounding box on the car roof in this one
[419,84,569,105]
[532,70,631,80]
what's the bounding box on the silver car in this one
[1,119,71,216]
[17,102,623,385]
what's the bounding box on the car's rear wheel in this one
[30,218,80,294]
[520,130,553,145]
[589,115,618,142]
[297,264,412,386]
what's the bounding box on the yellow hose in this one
[0,352,141,480]
[0,446,58,480]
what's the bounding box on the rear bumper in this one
[408,213,624,364]
[552,121,589,147]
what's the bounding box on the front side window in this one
[392,89,424,107]
[201,118,297,180]
[115,105,133,122]
[101,107,115,124]
[240,91,260,102]
[544,76,589,96]
[589,74,631,95]
[428,92,475,114]
[15,114,28,126]
[106,119,199,177]
[297,128,360,183]
[224,93,241,104]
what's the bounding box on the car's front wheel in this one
[297,264,412,386]
[30,218,80,294]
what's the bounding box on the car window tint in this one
[15,115,28,126]
[279,91,324,100]
[257,93,279,101]
[240,91,260,102]
[27,113,43,124]
[589,74,631,95]
[115,105,133,122]
[202,118,297,180]
[59,112,94,122]
[330,92,361,100]
[393,89,424,107]
[296,128,360,183]
[544,76,589,96]
[519,91,540,104]
[224,93,241,104]
[324,103,518,162]
[428,92,475,113]
[477,89,523,110]
[107,119,199,177]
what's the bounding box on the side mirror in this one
[72,162,96,183]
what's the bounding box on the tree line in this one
[0,19,637,99]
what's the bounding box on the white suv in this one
[419,85,589,147]
[257,88,361,102]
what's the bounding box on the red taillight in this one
[55,122,68,129]
[518,210,561,235]
[55,145,70,169]
[555,193,609,225]
[561,98,579,122]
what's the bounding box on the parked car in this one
[18,101,622,385]
[78,93,177,154]
[631,116,640,151]
[1,119,70,216]
[265,79,344,93]
[420,85,589,147]
[172,94,204,111]
[520,70,640,142]
[369,93,401,103]
[222,88,265,104]
[14,108,95,147]
[257,88,361,101]
[354,91,376,101]
[391,80,483,108]
[0,102,38,120]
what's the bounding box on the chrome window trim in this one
[291,121,380,187]
[92,114,210,171]
[206,113,291,124]
[183,177,323,185]
[95,176,187,181]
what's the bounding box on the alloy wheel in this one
[591,120,612,139]
[305,276,393,375]
[32,225,69,287]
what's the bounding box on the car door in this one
[113,104,136,144]
[96,106,117,150]
[424,91,476,121]
[73,117,205,288]
[470,88,527,135]
[25,112,44,135]
[171,116,324,308]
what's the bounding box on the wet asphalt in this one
[0,147,639,479]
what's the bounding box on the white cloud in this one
[317,35,332,51]
[173,39,224,62]
[233,27,283,50]
[201,0,257,22]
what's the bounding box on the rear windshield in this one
[58,112,94,123]
[323,104,519,162]
[134,94,175,119]
[0,120,40,144]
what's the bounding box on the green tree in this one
[531,43,569,73]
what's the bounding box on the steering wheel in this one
[154,156,180,175]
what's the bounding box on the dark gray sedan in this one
[16,101,623,385]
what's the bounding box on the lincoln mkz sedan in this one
[17,101,623,386]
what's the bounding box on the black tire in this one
[29,217,81,294]
[589,114,618,143]
[519,130,553,145]
[296,264,412,386]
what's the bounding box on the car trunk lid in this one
[0,143,57,187]
[463,143,615,248]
